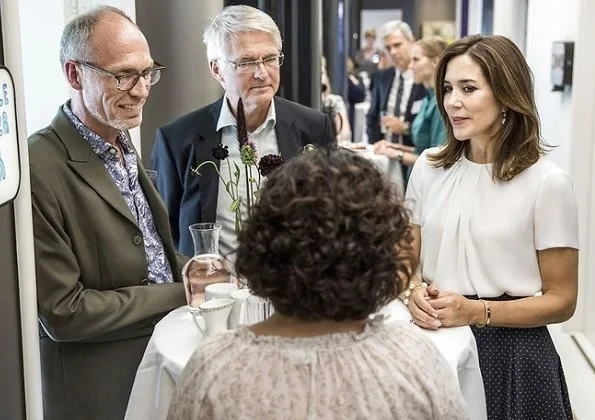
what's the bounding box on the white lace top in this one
[167,318,468,420]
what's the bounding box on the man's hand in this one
[380,115,408,134]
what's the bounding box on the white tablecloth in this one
[345,145,405,198]
[125,300,487,420]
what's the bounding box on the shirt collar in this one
[397,68,413,81]
[62,101,133,159]
[216,94,277,134]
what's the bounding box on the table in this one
[125,300,487,420]
[344,144,405,198]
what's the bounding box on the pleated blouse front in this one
[405,148,579,297]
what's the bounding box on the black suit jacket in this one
[366,67,427,146]
[152,96,335,256]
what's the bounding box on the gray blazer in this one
[29,107,187,420]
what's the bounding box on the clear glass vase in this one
[181,223,233,307]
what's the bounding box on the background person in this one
[374,37,448,178]
[168,148,468,420]
[321,57,351,143]
[346,56,367,141]
[28,6,186,419]
[366,20,426,149]
[406,35,578,420]
[354,28,382,77]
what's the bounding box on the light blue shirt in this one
[215,96,279,259]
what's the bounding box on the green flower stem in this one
[194,160,244,231]
[226,161,237,201]
[244,165,251,217]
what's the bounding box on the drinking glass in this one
[380,110,390,139]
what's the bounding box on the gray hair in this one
[202,5,282,62]
[379,20,414,42]
[59,5,134,67]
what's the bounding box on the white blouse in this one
[405,148,579,297]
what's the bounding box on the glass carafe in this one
[181,223,233,307]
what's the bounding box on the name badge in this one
[410,99,423,115]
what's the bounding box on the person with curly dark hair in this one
[168,148,468,420]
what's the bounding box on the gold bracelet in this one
[475,299,491,328]
[403,280,427,306]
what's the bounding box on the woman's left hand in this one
[428,291,483,327]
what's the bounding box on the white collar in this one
[396,68,413,80]
[216,94,277,134]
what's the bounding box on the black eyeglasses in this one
[75,60,166,91]
[220,54,284,74]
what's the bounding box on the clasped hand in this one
[408,285,475,330]
[380,115,407,134]
[373,140,414,158]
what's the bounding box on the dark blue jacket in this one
[152,96,335,256]
[366,67,427,146]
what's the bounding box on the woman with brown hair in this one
[168,148,467,419]
[406,34,578,419]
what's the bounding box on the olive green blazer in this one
[29,107,186,420]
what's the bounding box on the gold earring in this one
[501,111,507,125]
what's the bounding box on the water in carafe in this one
[182,223,233,307]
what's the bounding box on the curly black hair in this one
[235,147,414,321]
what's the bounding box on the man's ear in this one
[209,60,224,84]
[65,61,83,91]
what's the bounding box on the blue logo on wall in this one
[0,151,5,181]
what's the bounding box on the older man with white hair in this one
[152,5,335,258]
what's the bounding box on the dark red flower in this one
[212,144,229,160]
[258,154,287,177]
[236,98,249,146]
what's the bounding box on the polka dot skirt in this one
[467,295,573,420]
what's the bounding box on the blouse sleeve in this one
[404,150,427,225]
[534,170,579,250]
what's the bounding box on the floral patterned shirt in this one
[63,102,173,284]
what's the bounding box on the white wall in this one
[526,2,595,417]
[525,0,580,171]
[568,0,595,348]
[18,0,68,136]
[493,0,527,52]
[135,0,223,164]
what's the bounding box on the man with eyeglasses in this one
[27,6,186,420]
[152,5,335,259]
